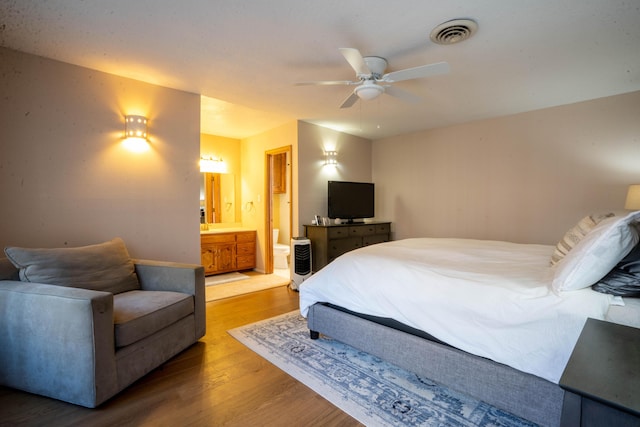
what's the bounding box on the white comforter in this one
[299,238,614,383]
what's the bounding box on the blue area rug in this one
[229,311,538,427]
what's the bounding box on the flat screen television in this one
[328,181,374,223]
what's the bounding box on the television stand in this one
[303,221,391,272]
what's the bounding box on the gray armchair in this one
[0,240,205,408]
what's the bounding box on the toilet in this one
[273,229,290,270]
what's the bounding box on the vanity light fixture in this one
[625,184,640,210]
[324,150,338,166]
[123,115,149,152]
[200,156,227,173]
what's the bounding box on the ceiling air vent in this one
[430,19,478,45]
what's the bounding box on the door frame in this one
[203,172,222,223]
[264,145,292,274]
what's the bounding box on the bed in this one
[299,211,640,426]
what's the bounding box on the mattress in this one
[299,238,615,383]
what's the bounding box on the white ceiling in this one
[1,0,639,140]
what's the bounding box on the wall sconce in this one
[200,156,227,173]
[625,184,640,210]
[125,115,148,139]
[123,115,149,152]
[324,150,338,166]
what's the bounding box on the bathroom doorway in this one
[265,146,292,276]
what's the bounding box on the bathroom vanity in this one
[200,229,256,275]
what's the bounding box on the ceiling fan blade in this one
[294,80,355,86]
[384,86,422,104]
[339,48,371,76]
[339,91,360,109]
[382,61,450,83]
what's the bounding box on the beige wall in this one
[241,122,298,272]
[297,121,373,235]
[373,91,640,244]
[5,46,638,267]
[0,47,201,263]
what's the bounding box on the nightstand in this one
[559,318,640,427]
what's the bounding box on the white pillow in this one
[552,211,640,292]
[550,213,613,265]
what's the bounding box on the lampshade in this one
[124,115,148,140]
[625,184,640,210]
[355,83,384,101]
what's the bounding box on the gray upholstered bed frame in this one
[307,302,564,427]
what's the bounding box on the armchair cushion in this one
[4,238,140,294]
[113,290,194,348]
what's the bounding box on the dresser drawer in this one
[375,223,390,234]
[237,242,255,256]
[201,233,235,244]
[363,234,389,246]
[328,227,350,239]
[350,225,377,236]
[236,255,255,269]
[327,237,362,258]
[236,231,256,243]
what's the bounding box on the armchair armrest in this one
[133,259,203,293]
[0,281,118,407]
[133,259,206,339]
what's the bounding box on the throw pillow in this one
[4,237,140,294]
[550,213,614,266]
[592,241,640,297]
[552,211,640,292]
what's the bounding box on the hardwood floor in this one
[0,286,362,426]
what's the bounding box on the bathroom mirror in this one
[200,173,236,224]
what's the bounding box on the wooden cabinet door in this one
[200,231,256,275]
[213,243,236,273]
[201,242,236,274]
[272,153,287,194]
[201,245,216,275]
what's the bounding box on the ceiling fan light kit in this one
[355,83,384,101]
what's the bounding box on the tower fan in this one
[290,237,311,290]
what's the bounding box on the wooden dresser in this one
[200,230,256,276]
[304,222,391,272]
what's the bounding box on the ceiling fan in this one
[296,48,450,109]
